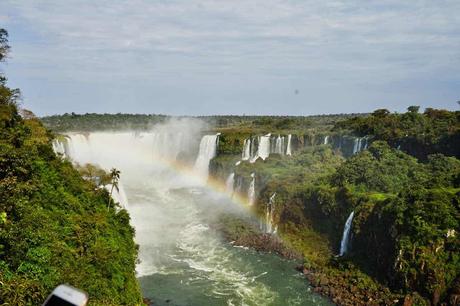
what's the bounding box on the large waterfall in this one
[193,134,220,180]
[254,134,271,161]
[51,123,334,305]
[340,211,355,256]
[242,133,292,163]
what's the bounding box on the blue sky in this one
[0,0,459,116]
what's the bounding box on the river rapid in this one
[54,120,332,306]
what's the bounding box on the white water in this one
[52,139,67,157]
[323,136,329,145]
[193,134,220,181]
[250,134,271,162]
[225,172,235,194]
[53,123,332,306]
[352,137,368,154]
[339,211,355,256]
[265,193,277,234]
[248,173,256,206]
[286,134,292,156]
[275,135,285,155]
[243,133,294,162]
[242,139,251,161]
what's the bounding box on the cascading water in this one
[56,123,332,305]
[286,134,292,155]
[265,193,277,234]
[226,172,235,194]
[340,211,355,256]
[274,135,284,155]
[323,135,329,145]
[242,139,251,161]
[251,134,271,162]
[52,139,67,157]
[352,138,360,154]
[352,137,368,155]
[248,173,256,206]
[193,134,220,180]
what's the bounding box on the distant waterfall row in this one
[318,135,369,156]
[239,133,369,162]
[242,134,292,163]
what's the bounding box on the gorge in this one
[52,121,335,306]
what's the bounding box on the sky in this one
[0,0,459,116]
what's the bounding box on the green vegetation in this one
[335,106,460,160]
[0,29,142,305]
[210,108,460,305]
[5,22,460,305]
[305,142,460,304]
[41,110,365,134]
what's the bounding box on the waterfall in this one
[352,137,368,154]
[235,175,244,194]
[248,173,256,206]
[324,135,329,145]
[52,139,67,157]
[275,135,284,154]
[251,134,271,162]
[286,134,292,156]
[265,193,277,234]
[242,139,251,161]
[226,172,235,194]
[193,134,220,179]
[258,134,271,160]
[352,138,359,154]
[339,211,355,256]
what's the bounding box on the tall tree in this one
[107,168,121,210]
[0,29,20,106]
[0,28,9,62]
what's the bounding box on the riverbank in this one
[215,214,411,306]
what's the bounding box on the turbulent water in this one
[56,120,332,306]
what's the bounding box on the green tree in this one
[108,168,121,210]
[0,28,9,62]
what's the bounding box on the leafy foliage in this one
[0,104,143,305]
[0,28,142,305]
[335,106,460,160]
[308,142,460,303]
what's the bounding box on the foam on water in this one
[57,122,332,306]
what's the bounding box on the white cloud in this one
[1,0,459,115]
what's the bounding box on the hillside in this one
[0,29,142,305]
